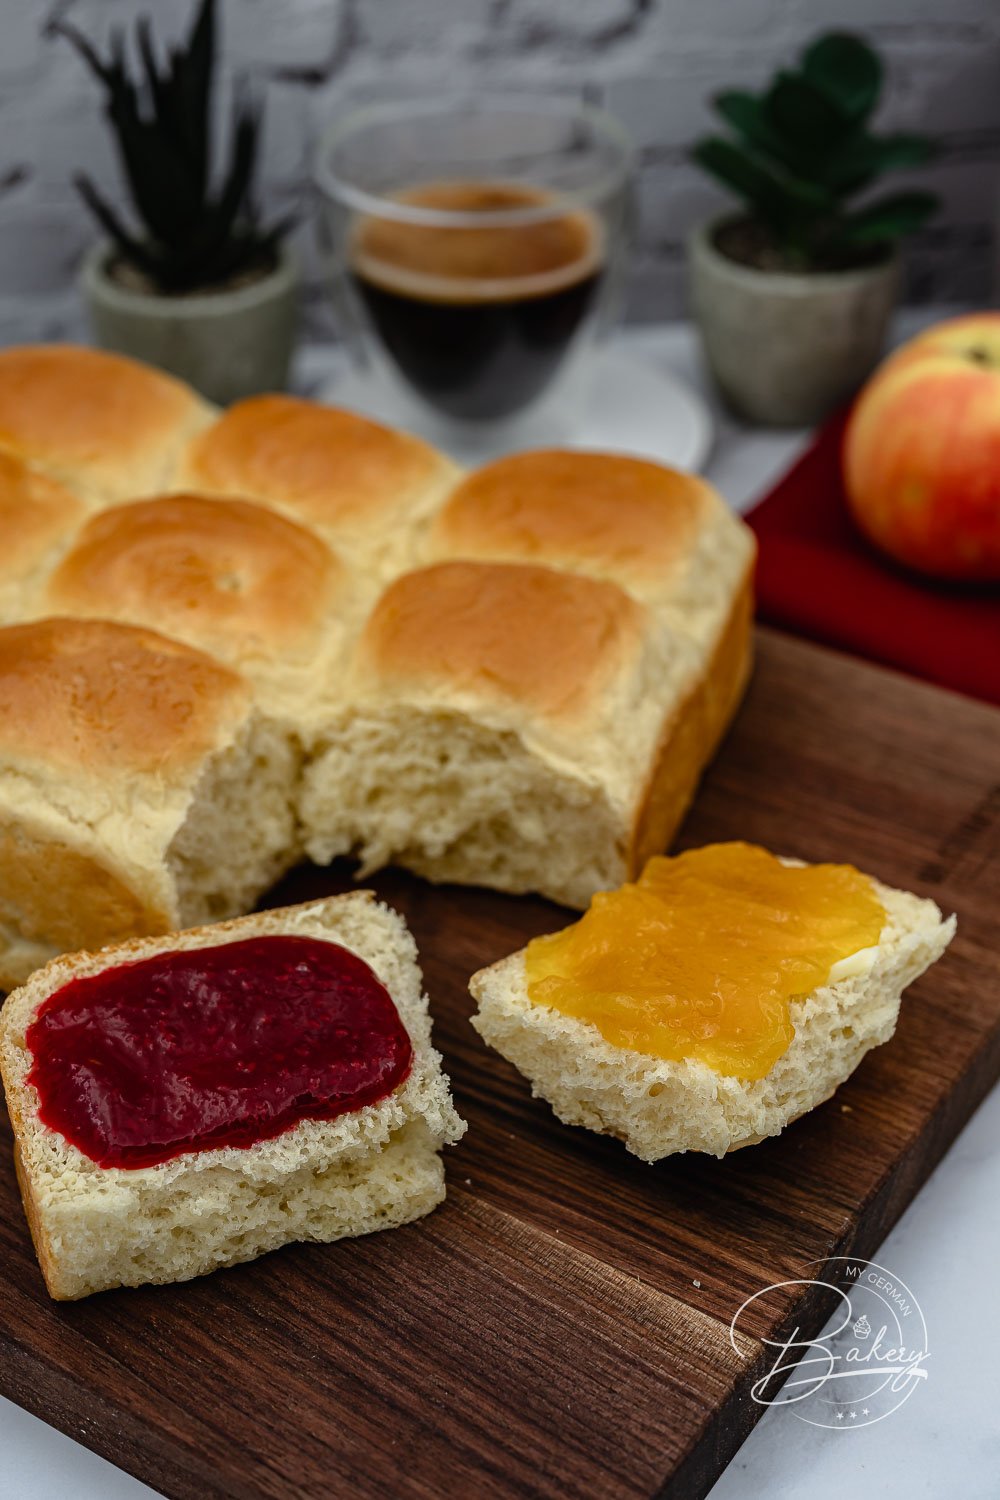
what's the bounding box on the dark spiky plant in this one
[53,0,292,293]
[693,32,938,271]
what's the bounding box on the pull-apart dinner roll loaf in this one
[0,892,465,1298]
[174,394,460,582]
[0,618,296,989]
[0,343,757,949]
[42,493,353,735]
[0,345,213,503]
[301,558,738,908]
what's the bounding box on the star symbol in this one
[862,1408,870,1416]
[849,1412,857,1419]
[836,1412,845,1421]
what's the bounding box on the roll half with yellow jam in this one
[469,843,955,1160]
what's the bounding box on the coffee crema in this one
[349,181,605,421]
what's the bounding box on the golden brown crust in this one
[46,493,343,661]
[0,451,86,581]
[359,560,646,720]
[0,345,208,499]
[428,450,711,585]
[177,394,454,534]
[0,618,249,778]
[628,568,755,872]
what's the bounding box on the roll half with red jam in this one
[0,892,464,1299]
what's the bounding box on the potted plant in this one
[689,32,937,426]
[55,0,297,406]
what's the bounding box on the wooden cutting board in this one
[1,627,998,1500]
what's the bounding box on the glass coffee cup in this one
[314,96,633,445]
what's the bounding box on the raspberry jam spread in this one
[25,936,413,1169]
[524,842,886,1080]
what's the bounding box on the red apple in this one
[843,313,1000,581]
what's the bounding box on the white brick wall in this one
[0,0,997,344]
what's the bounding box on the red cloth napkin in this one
[744,408,1000,706]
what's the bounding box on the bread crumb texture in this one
[0,893,465,1299]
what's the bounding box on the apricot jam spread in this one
[26,936,412,1169]
[524,842,885,1079]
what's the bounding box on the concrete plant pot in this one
[689,217,899,426]
[81,241,299,406]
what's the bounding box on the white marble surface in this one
[3,313,997,1499]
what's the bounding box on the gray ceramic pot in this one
[689,217,899,426]
[80,241,299,405]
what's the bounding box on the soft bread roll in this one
[0,345,213,503]
[0,618,297,989]
[426,449,755,632]
[42,493,353,733]
[0,892,466,1299]
[470,869,955,1160]
[301,559,741,908]
[0,451,86,620]
[173,394,461,580]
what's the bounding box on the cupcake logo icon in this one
[729,1258,929,1429]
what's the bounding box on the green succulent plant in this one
[693,32,938,270]
[53,0,293,294]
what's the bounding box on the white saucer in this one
[306,344,713,472]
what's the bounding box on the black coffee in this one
[349,181,604,421]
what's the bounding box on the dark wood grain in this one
[1,628,997,1500]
